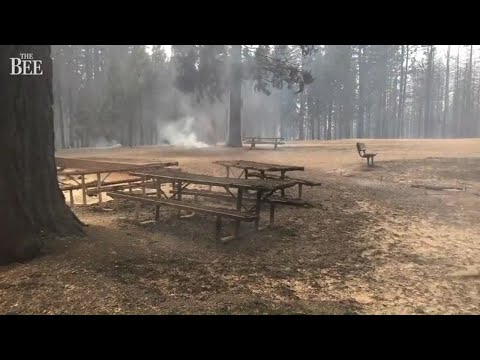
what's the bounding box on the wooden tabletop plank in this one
[57,162,178,176]
[130,168,297,192]
[214,160,304,172]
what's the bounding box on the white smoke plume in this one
[157,116,209,148]
[94,136,122,149]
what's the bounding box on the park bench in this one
[356,142,377,166]
[107,191,258,242]
[243,136,285,150]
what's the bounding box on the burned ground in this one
[1,139,479,314]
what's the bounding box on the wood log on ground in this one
[411,184,464,191]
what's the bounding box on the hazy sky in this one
[147,45,473,63]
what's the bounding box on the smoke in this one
[157,116,209,148]
[94,136,122,149]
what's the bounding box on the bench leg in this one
[269,203,275,227]
[255,191,262,231]
[233,188,244,238]
[134,201,141,224]
[226,166,230,178]
[215,216,222,240]
[280,170,286,198]
[155,179,161,221]
[245,169,249,179]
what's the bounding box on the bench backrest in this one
[356,142,367,156]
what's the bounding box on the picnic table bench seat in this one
[169,188,313,207]
[107,191,257,241]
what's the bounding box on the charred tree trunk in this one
[0,45,84,264]
[227,45,243,147]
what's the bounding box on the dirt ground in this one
[1,139,480,314]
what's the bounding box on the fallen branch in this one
[411,184,463,191]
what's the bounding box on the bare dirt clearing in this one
[1,139,479,314]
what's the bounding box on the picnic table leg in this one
[141,178,146,195]
[81,175,87,206]
[254,191,262,231]
[280,170,286,198]
[155,179,161,221]
[371,157,374,166]
[245,169,249,179]
[177,181,183,217]
[69,189,74,208]
[298,183,303,199]
[234,188,243,238]
[274,139,278,150]
[97,172,103,206]
[226,166,230,178]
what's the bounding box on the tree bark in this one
[0,45,84,264]
[442,45,450,138]
[400,45,409,138]
[424,46,434,138]
[226,45,243,147]
[357,46,366,138]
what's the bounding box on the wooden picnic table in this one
[213,160,304,179]
[57,161,178,207]
[127,168,299,240]
[214,160,310,199]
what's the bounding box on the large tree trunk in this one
[226,45,243,147]
[442,45,450,138]
[326,99,333,140]
[0,45,83,264]
[399,45,409,138]
[424,46,434,138]
[298,93,305,140]
[357,46,366,138]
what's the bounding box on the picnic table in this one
[214,160,304,180]
[243,136,285,150]
[107,168,299,241]
[213,160,320,200]
[57,161,178,207]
